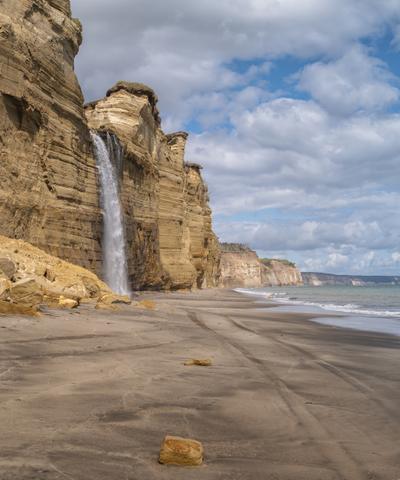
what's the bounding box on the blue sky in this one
[71,0,400,275]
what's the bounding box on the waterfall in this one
[91,131,130,295]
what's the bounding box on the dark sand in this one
[0,289,399,479]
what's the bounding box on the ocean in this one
[236,285,400,337]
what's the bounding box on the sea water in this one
[236,285,400,336]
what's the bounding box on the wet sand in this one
[0,289,399,479]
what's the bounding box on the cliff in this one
[219,244,262,288]
[302,272,400,286]
[0,3,220,291]
[85,82,220,289]
[219,243,302,288]
[260,259,303,286]
[0,0,102,272]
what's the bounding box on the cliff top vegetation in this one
[261,258,296,268]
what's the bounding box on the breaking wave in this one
[235,288,400,318]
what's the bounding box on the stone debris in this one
[95,303,119,311]
[8,278,43,308]
[184,358,213,366]
[95,293,131,311]
[137,299,156,310]
[58,296,79,309]
[98,293,131,305]
[0,236,117,315]
[0,277,43,315]
[159,435,204,466]
[0,276,11,299]
[0,258,16,279]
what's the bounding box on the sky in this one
[70,0,400,275]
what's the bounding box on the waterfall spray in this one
[91,131,130,295]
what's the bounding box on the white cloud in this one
[188,98,400,214]
[213,218,398,253]
[298,45,399,116]
[72,0,400,116]
[325,253,349,268]
[392,252,400,262]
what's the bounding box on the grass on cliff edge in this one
[260,258,296,268]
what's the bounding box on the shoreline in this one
[1,288,399,479]
[234,286,400,337]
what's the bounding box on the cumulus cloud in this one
[188,100,400,212]
[297,45,399,116]
[71,0,400,115]
[392,252,400,263]
[213,218,399,253]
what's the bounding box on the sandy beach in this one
[0,289,399,480]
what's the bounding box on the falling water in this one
[91,131,130,295]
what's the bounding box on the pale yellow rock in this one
[183,163,221,288]
[98,293,131,305]
[219,244,262,288]
[137,299,156,310]
[95,302,119,311]
[95,293,131,311]
[159,435,204,466]
[184,358,212,367]
[0,278,43,316]
[9,278,43,307]
[58,296,78,309]
[0,236,110,300]
[42,289,78,308]
[219,243,302,287]
[0,236,120,314]
[0,301,40,317]
[260,259,303,286]
[0,277,11,300]
[81,276,101,298]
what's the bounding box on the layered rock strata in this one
[85,82,220,289]
[260,259,303,286]
[219,244,262,288]
[0,0,102,272]
[0,1,220,291]
[184,163,221,288]
[220,243,302,288]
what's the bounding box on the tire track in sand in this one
[228,316,399,421]
[188,310,367,480]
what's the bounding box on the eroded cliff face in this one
[0,0,102,272]
[219,243,302,288]
[84,84,165,289]
[260,260,303,286]
[219,244,262,288]
[183,163,220,288]
[85,82,220,289]
[0,1,220,291]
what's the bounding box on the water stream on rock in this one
[91,132,130,295]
